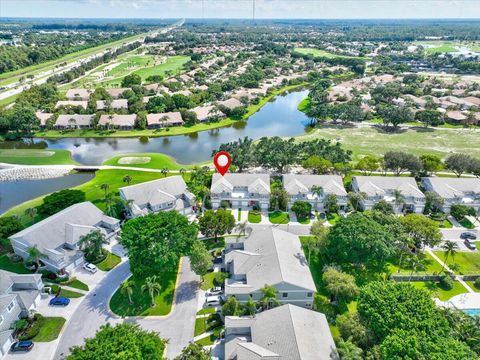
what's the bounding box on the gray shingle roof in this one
[211,173,270,195]
[283,175,347,196]
[225,227,316,295]
[225,304,337,360]
[422,177,480,199]
[353,176,424,198]
[98,114,136,127]
[55,114,93,127]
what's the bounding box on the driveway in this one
[53,258,199,360]
[440,228,478,241]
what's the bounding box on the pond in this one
[3,90,311,165]
[0,172,94,214]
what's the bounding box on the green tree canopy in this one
[37,189,86,218]
[198,209,235,240]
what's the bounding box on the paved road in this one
[54,258,199,360]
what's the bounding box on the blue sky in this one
[1,0,479,19]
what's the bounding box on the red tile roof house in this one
[98,114,136,130]
[147,112,184,128]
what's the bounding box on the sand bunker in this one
[117,156,151,165]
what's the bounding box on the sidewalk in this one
[426,249,474,293]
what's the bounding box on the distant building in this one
[96,99,128,111]
[54,114,93,129]
[225,304,338,360]
[119,176,195,217]
[146,112,184,128]
[66,88,92,100]
[218,98,243,110]
[422,177,480,214]
[55,100,88,110]
[191,105,225,122]
[224,227,317,308]
[352,176,425,214]
[283,175,348,211]
[9,202,120,274]
[210,173,270,210]
[106,88,130,99]
[35,112,53,128]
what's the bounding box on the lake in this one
[3,90,311,165]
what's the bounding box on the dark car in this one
[213,256,223,264]
[10,341,34,352]
[49,297,70,306]
[460,232,477,240]
[465,240,477,250]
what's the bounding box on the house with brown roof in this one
[54,115,94,129]
[192,105,225,122]
[55,100,88,110]
[218,98,243,110]
[98,114,136,129]
[96,99,128,111]
[66,88,92,100]
[35,112,53,128]
[147,112,183,128]
[106,88,130,99]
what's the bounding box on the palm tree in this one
[179,168,186,176]
[259,285,280,311]
[243,296,257,316]
[235,221,250,237]
[311,185,324,209]
[120,279,135,304]
[26,246,43,272]
[142,276,162,307]
[24,207,37,218]
[100,183,110,196]
[122,175,132,185]
[441,240,459,273]
[161,167,169,177]
[407,254,422,281]
[393,189,405,213]
[104,192,115,217]
[78,230,105,262]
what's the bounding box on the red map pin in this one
[213,151,232,176]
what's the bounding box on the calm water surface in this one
[3,90,311,165]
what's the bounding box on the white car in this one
[205,295,222,307]
[83,263,97,273]
[207,287,223,296]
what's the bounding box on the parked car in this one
[207,287,223,296]
[213,256,223,264]
[465,239,477,250]
[10,341,34,352]
[460,232,477,240]
[49,297,70,306]
[319,212,326,221]
[83,263,97,273]
[205,295,222,307]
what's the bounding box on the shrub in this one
[14,319,29,332]
[474,277,480,290]
[439,274,454,290]
[37,189,86,218]
[450,204,476,221]
[19,314,45,340]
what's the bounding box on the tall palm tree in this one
[243,296,257,317]
[142,276,162,307]
[78,230,105,261]
[179,168,186,176]
[259,285,280,311]
[393,189,405,212]
[311,185,324,209]
[120,279,135,304]
[441,240,459,272]
[161,167,169,177]
[100,183,110,196]
[27,246,43,272]
[235,221,250,237]
[24,207,37,218]
[104,192,115,217]
[122,175,132,185]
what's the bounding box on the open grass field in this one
[107,55,155,77]
[0,149,77,165]
[433,251,480,275]
[410,280,468,301]
[0,255,31,274]
[3,169,167,226]
[109,269,177,316]
[294,47,366,60]
[103,152,193,170]
[296,126,480,161]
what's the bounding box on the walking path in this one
[426,249,474,293]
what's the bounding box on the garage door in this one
[1,335,13,356]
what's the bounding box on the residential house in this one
[446,111,467,124]
[106,88,130,99]
[9,202,120,274]
[352,176,425,214]
[119,176,195,216]
[225,304,337,360]
[283,175,348,211]
[146,112,183,128]
[65,88,92,101]
[421,177,480,214]
[98,114,136,130]
[224,227,317,308]
[218,98,243,111]
[54,114,93,129]
[0,271,44,357]
[211,173,270,210]
[55,100,88,110]
[191,105,225,122]
[96,99,128,111]
[35,112,53,128]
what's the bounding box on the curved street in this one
[53,257,200,360]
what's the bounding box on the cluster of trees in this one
[215,136,352,173]
[36,189,86,218]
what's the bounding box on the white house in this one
[352,176,425,214]
[210,173,270,210]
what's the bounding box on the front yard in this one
[200,271,228,291]
[269,211,290,224]
[248,210,261,223]
[0,254,31,274]
[95,251,121,271]
[17,314,66,342]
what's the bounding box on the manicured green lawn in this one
[0,255,31,274]
[103,153,192,170]
[248,211,262,223]
[433,251,480,275]
[202,237,226,251]
[459,218,475,229]
[31,317,66,342]
[50,285,84,298]
[410,280,468,301]
[387,251,445,275]
[327,213,340,225]
[201,271,228,291]
[439,219,453,228]
[96,251,121,272]
[269,211,289,224]
[294,47,366,59]
[0,149,77,165]
[297,216,310,224]
[194,326,223,346]
[465,281,480,292]
[66,279,89,291]
[197,307,216,315]
[109,269,177,316]
[297,97,310,112]
[296,126,480,161]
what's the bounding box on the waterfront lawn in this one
[103,152,192,170]
[410,281,467,301]
[31,317,66,342]
[248,210,261,223]
[297,97,311,112]
[433,251,480,275]
[95,251,121,272]
[0,255,31,274]
[109,269,177,316]
[269,211,289,224]
[0,149,77,165]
